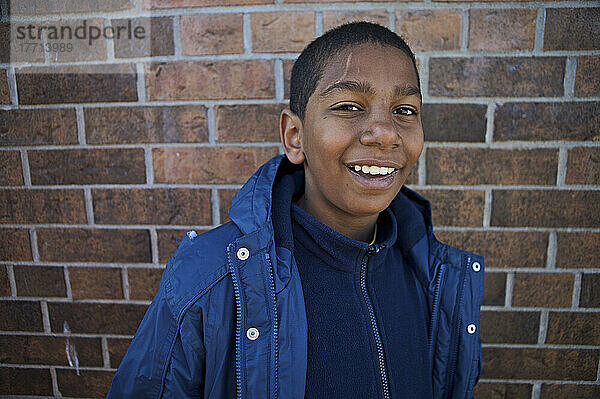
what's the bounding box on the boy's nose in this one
[359,119,401,149]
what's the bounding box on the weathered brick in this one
[48,302,147,335]
[494,102,600,141]
[429,57,565,97]
[29,149,146,185]
[483,272,505,306]
[541,384,600,398]
[491,190,600,228]
[252,12,315,53]
[422,104,487,142]
[575,56,600,97]
[181,14,243,55]
[0,229,32,261]
[580,274,600,308]
[7,21,44,63]
[86,105,208,144]
[0,189,86,224]
[435,231,547,269]
[17,65,138,105]
[469,9,536,51]
[482,347,599,380]
[0,266,9,296]
[41,18,107,63]
[216,104,281,142]
[14,266,66,298]
[0,69,9,104]
[544,8,600,51]
[157,229,201,264]
[396,10,461,52]
[422,189,485,227]
[0,367,53,396]
[69,267,123,300]
[0,335,103,366]
[108,338,131,368]
[56,369,115,398]
[144,0,272,7]
[474,383,532,399]
[0,300,42,331]
[93,188,212,225]
[10,0,134,14]
[146,60,274,100]
[512,273,574,308]
[286,0,398,2]
[153,146,278,184]
[113,17,174,58]
[546,312,600,345]
[427,148,557,185]
[480,311,539,344]
[323,10,389,32]
[556,233,599,269]
[0,151,23,185]
[0,109,77,146]
[219,188,238,224]
[283,59,295,99]
[128,267,163,300]
[565,147,599,185]
[37,228,151,263]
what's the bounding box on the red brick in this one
[480,311,539,344]
[157,229,202,264]
[0,109,77,146]
[14,266,66,297]
[128,267,163,300]
[323,10,389,32]
[474,383,532,399]
[541,384,600,398]
[429,57,565,97]
[546,312,600,345]
[219,189,238,224]
[422,104,487,142]
[396,10,461,52]
[575,56,600,97]
[435,231,547,269]
[469,9,536,51]
[580,274,600,308]
[48,302,147,335]
[146,60,274,101]
[513,273,574,308]
[427,148,557,185]
[0,189,86,224]
[181,14,243,55]
[494,102,600,141]
[0,265,9,296]
[144,0,272,7]
[153,146,278,184]
[283,59,295,99]
[37,228,151,263]
[85,105,208,144]
[422,189,485,227]
[544,8,600,51]
[0,300,42,331]
[0,229,32,261]
[482,347,599,380]
[29,148,146,185]
[11,0,134,13]
[7,22,44,63]
[56,369,115,398]
[565,147,600,185]
[0,69,9,104]
[491,190,600,228]
[482,273,506,306]
[216,104,281,142]
[113,17,174,58]
[93,188,212,225]
[41,18,107,63]
[0,151,23,185]
[0,335,103,366]
[556,233,600,269]
[286,0,398,2]
[108,338,131,368]
[69,267,123,300]
[0,367,53,396]
[16,65,138,105]
[252,12,315,53]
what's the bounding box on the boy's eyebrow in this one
[318,80,421,99]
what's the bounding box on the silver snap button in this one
[472,262,481,272]
[236,247,250,261]
[467,324,477,334]
[246,327,259,340]
[186,230,197,240]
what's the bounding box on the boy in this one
[108,22,484,398]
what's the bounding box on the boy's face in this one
[282,43,423,226]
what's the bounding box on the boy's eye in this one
[332,104,361,112]
[394,106,417,116]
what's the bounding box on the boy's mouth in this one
[345,163,399,188]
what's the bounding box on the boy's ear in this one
[279,107,305,165]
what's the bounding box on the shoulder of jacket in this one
[430,232,485,271]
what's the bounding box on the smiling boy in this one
[108,22,484,398]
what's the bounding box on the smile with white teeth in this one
[350,165,396,176]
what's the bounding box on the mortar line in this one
[418,146,426,186]
[537,309,549,344]
[20,150,32,186]
[144,147,154,185]
[50,366,60,397]
[315,11,323,37]
[64,266,73,299]
[75,106,87,145]
[7,67,19,106]
[121,267,130,300]
[212,188,221,226]
[546,231,557,269]
[173,13,182,57]
[207,105,217,144]
[485,102,495,144]
[6,264,16,297]
[136,63,146,103]
[533,7,546,54]
[243,13,252,54]
[150,227,159,265]
[274,59,284,101]
[531,382,541,399]
[483,189,492,228]
[104,18,116,61]
[84,187,95,225]
[40,301,51,333]
[461,9,469,51]
[572,272,582,308]
[30,228,40,262]
[101,336,111,368]
[563,57,577,99]
[505,272,514,308]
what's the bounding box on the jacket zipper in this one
[265,252,279,399]
[428,264,445,352]
[360,243,390,399]
[227,244,244,399]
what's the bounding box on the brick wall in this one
[0,0,598,397]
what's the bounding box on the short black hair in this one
[289,21,420,121]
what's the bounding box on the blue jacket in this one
[107,154,485,399]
